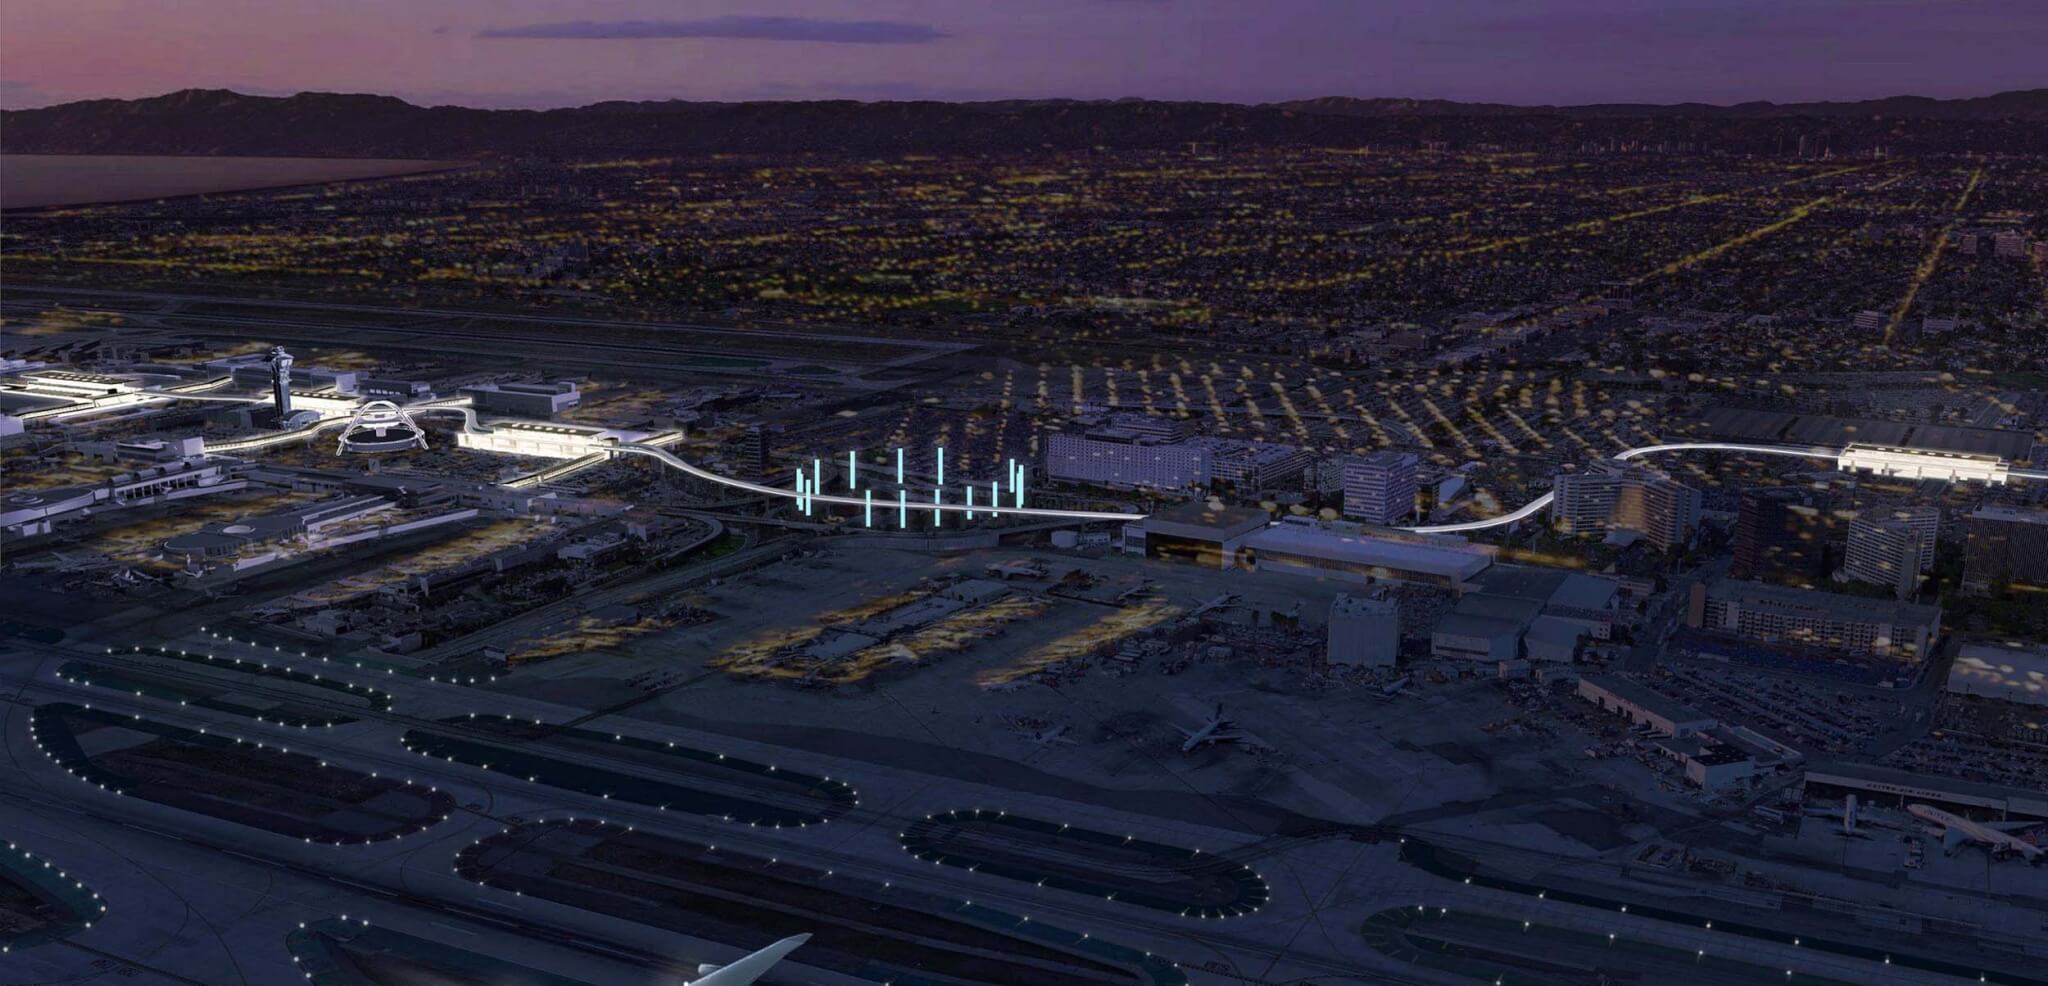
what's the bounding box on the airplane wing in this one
[691,934,810,986]
[1941,828,1967,854]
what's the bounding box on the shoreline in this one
[0,154,475,212]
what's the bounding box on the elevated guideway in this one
[195,398,2041,532]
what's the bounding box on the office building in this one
[1731,488,1831,583]
[1685,579,1940,660]
[1045,428,1209,492]
[210,352,356,398]
[1099,411,1187,443]
[461,380,581,418]
[1842,508,1935,599]
[739,424,770,478]
[1961,505,2048,595]
[1327,592,1399,668]
[1343,451,1418,525]
[1194,439,1312,491]
[1552,464,1700,549]
[358,377,436,401]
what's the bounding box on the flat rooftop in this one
[1143,501,1269,540]
[1707,579,1942,626]
[1805,761,2048,816]
[1948,642,2048,708]
[1581,674,1714,725]
[1241,523,1493,580]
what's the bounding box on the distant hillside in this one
[1271,90,2048,121]
[4,88,2044,159]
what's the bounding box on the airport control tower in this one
[267,345,294,417]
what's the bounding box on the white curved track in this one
[1403,442,1843,533]
[613,444,1141,522]
[206,401,2030,532]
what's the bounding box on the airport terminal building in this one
[1803,762,2048,823]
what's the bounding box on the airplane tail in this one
[691,934,810,986]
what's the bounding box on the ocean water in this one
[0,154,462,209]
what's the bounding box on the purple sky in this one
[3,0,2043,110]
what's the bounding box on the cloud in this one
[477,16,947,44]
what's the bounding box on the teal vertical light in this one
[991,480,1000,516]
[848,450,857,490]
[932,488,942,525]
[864,489,873,527]
[965,484,974,520]
[898,489,907,527]
[936,447,945,486]
[896,448,904,484]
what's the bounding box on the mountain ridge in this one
[5,88,2044,158]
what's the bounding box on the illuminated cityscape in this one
[2,5,2047,986]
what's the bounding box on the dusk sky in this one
[3,0,2044,111]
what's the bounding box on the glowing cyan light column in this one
[932,489,942,525]
[936,447,945,486]
[965,484,975,520]
[796,472,808,514]
[848,450,858,490]
[896,448,904,485]
[990,480,1000,517]
[864,489,873,527]
[898,490,908,528]
[1012,462,1025,509]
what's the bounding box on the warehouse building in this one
[1577,675,1717,737]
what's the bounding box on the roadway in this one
[185,391,2046,538]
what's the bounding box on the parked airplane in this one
[691,934,810,985]
[1178,704,1252,753]
[1018,723,1073,746]
[1374,675,1413,700]
[1807,794,1869,838]
[1907,804,2043,863]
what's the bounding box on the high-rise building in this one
[1327,591,1400,668]
[1731,488,1830,583]
[1842,510,1932,599]
[1343,451,1418,525]
[1961,505,2048,595]
[1613,476,1703,551]
[1552,464,1701,550]
[739,424,770,478]
[1552,469,1621,536]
